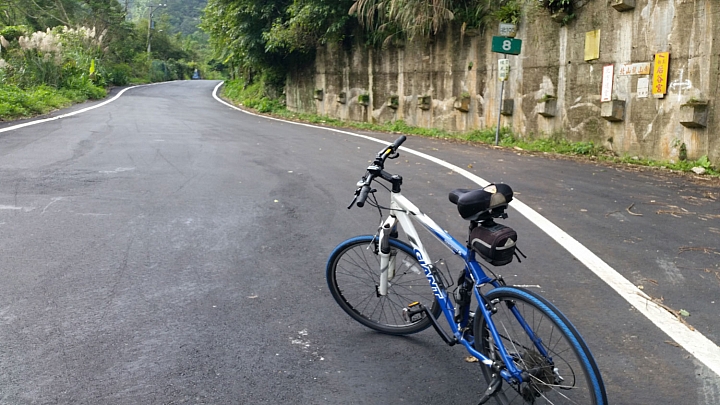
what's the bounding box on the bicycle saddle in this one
[449,184,513,221]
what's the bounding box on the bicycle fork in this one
[377,216,399,296]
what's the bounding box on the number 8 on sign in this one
[491,36,522,55]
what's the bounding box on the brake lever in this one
[347,188,360,209]
[387,152,400,159]
[348,185,364,209]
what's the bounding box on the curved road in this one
[0,80,718,404]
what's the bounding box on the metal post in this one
[146,4,166,58]
[147,6,155,57]
[494,76,505,146]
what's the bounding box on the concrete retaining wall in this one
[285,0,719,166]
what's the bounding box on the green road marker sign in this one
[491,36,522,55]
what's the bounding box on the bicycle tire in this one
[473,286,607,405]
[327,235,441,335]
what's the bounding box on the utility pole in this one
[146,4,167,58]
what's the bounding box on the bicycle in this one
[326,136,607,404]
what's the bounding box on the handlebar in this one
[348,135,406,209]
[391,135,406,152]
[375,135,406,163]
[356,185,371,208]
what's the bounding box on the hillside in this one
[128,0,207,36]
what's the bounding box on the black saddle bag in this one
[469,222,517,266]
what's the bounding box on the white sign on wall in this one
[637,77,649,98]
[498,59,510,81]
[618,62,651,75]
[499,23,516,37]
[601,65,614,102]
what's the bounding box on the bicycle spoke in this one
[475,288,603,404]
[328,237,437,334]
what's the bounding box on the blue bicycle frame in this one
[379,191,546,384]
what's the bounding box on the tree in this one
[201,0,289,79]
[264,0,354,53]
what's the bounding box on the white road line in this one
[212,82,720,377]
[0,82,170,134]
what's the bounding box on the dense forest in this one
[0,0,211,120]
[126,0,207,36]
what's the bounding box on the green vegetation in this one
[0,85,93,117]
[201,0,527,96]
[542,0,575,25]
[0,25,110,120]
[222,79,284,113]
[219,81,719,177]
[490,0,522,25]
[0,0,212,121]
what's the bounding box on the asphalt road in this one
[0,80,718,404]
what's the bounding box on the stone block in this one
[501,99,514,116]
[388,95,399,109]
[611,0,635,12]
[454,96,471,112]
[679,103,708,128]
[601,100,625,122]
[537,98,556,118]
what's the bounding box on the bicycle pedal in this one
[402,302,425,323]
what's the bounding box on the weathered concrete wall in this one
[285,0,720,166]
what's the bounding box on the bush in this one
[0,85,80,120]
[222,77,286,114]
[108,64,132,86]
[0,86,30,118]
[0,25,30,42]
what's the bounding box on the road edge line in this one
[0,82,174,134]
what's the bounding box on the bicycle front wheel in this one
[326,235,440,335]
[474,286,607,405]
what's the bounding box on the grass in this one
[0,83,106,121]
[222,80,284,113]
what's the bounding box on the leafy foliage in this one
[223,78,284,113]
[491,0,522,25]
[543,0,573,14]
[349,0,454,42]
[349,0,523,46]
[200,0,347,83]
[264,0,354,53]
[201,0,286,75]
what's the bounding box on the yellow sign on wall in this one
[652,52,670,98]
[584,30,601,61]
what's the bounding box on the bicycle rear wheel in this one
[474,286,607,404]
[327,235,440,335]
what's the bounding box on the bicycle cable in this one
[366,181,410,215]
[485,266,503,285]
